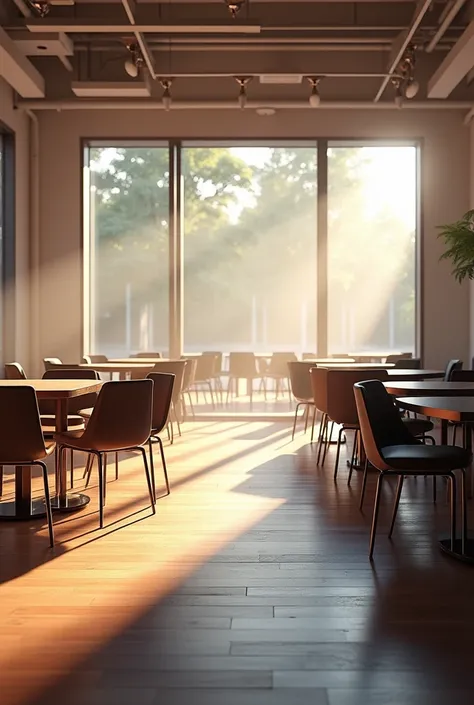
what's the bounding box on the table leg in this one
[0,466,47,520]
[50,399,90,514]
[441,419,448,445]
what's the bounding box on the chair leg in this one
[449,473,457,552]
[208,382,215,410]
[148,438,157,502]
[359,457,370,510]
[310,406,317,442]
[39,461,54,548]
[0,466,3,497]
[139,447,156,514]
[103,454,107,504]
[334,427,344,480]
[292,403,302,441]
[317,414,327,465]
[69,449,74,489]
[388,475,404,538]
[453,425,457,446]
[460,468,467,555]
[347,430,358,486]
[84,454,94,488]
[322,422,334,466]
[369,473,384,560]
[158,436,170,496]
[115,452,119,480]
[97,453,104,528]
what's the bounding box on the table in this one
[348,351,403,362]
[319,362,395,369]
[397,395,474,564]
[80,361,156,379]
[386,381,474,396]
[0,379,102,520]
[110,357,169,364]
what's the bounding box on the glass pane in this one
[327,145,417,355]
[0,134,3,367]
[182,145,317,355]
[85,146,169,357]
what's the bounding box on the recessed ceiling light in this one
[256,107,276,116]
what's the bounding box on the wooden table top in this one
[109,358,172,364]
[317,362,395,369]
[386,369,445,381]
[0,379,102,398]
[386,381,474,396]
[80,362,156,372]
[302,358,356,364]
[397,396,474,422]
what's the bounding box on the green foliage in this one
[438,210,474,283]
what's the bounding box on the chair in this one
[264,352,298,401]
[54,380,155,529]
[132,352,162,359]
[146,372,175,498]
[201,352,224,401]
[43,357,62,371]
[83,355,109,363]
[310,367,329,461]
[0,386,54,546]
[393,357,421,369]
[188,354,219,408]
[226,353,266,405]
[354,379,469,559]
[325,369,390,480]
[149,360,187,442]
[444,359,463,381]
[386,353,412,364]
[448,370,474,446]
[288,361,316,440]
[181,357,197,418]
[5,362,27,379]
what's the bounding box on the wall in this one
[0,78,30,369]
[37,107,471,369]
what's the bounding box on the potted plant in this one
[438,209,474,282]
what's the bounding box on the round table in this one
[397,395,474,564]
[386,381,474,396]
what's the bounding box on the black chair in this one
[448,370,474,446]
[444,359,463,381]
[288,361,316,440]
[147,372,175,498]
[354,379,469,559]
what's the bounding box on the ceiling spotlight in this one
[391,78,404,108]
[405,78,420,99]
[124,43,144,78]
[27,0,50,16]
[224,1,246,18]
[307,77,322,108]
[235,76,252,109]
[160,79,172,110]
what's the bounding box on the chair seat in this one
[381,444,471,472]
[79,408,93,419]
[402,417,434,436]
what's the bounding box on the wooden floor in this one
[1,419,474,705]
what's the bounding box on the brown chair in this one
[148,360,187,442]
[386,353,412,364]
[445,359,463,381]
[83,355,108,363]
[44,357,62,371]
[325,368,389,480]
[0,386,54,546]
[132,352,162,359]
[288,361,316,440]
[226,353,266,405]
[202,351,224,402]
[264,352,298,401]
[5,362,27,379]
[394,357,421,369]
[54,380,155,529]
[188,354,219,408]
[354,379,469,559]
[147,372,175,498]
[181,357,197,419]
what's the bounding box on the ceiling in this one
[1,1,474,110]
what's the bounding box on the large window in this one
[0,127,15,370]
[84,140,418,360]
[182,144,317,354]
[84,144,170,356]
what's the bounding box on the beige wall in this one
[0,78,30,369]
[37,107,471,369]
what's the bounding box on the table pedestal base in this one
[0,497,47,521]
[51,493,91,513]
[439,537,474,564]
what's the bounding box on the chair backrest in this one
[310,367,328,414]
[81,380,153,451]
[182,358,197,391]
[132,352,162,359]
[150,360,186,406]
[43,357,62,371]
[5,362,27,380]
[193,353,218,381]
[269,352,298,375]
[444,359,463,381]
[0,386,47,463]
[326,368,389,426]
[83,354,108,363]
[147,372,175,433]
[394,357,421,369]
[228,352,258,378]
[450,369,474,382]
[202,351,223,373]
[288,361,314,402]
[353,380,418,472]
[41,368,101,414]
[386,353,412,364]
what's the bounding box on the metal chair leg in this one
[310,406,317,442]
[303,405,310,433]
[158,436,170,496]
[97,453,104,528]
[148,438,156,502]
[347,430,358,486]
[359,457,369,510]
[115,452,119,480]
[316,414,327,465]
[369,473,384,559]
[139,446,156,514]
[69,449,74,488]
[449,473,457,552]
[334,427,344,480]
[39,461,54,548]
[388,475,404,538]
[292,403,302,440]
[0,466,3,497]
[322,422,334,465]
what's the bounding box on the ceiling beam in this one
[0,25,45,97]
[24,19,262,34]
[373,0,432,102]
[428,20,474,97]
[121,0,157,79]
